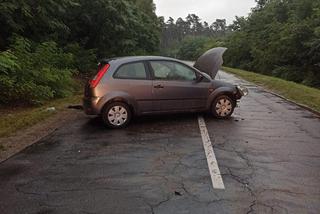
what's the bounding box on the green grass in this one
[0,95,82,138]
[223,67,320,113]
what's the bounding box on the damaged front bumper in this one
[235,85,249,99]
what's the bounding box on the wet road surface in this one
[0,71,320,214]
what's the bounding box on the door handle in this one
[154,84,164,89]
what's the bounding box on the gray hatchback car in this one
[83,48,248,128]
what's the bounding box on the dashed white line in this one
[198,116,225,189]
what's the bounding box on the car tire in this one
[212,95,236,119]
[102,102,132,128]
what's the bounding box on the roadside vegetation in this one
[223,67,320,112]
[159,0,320,88]
[0,95,82,138]
[0,37,76,105]
[0,0,159,106]
[0,0,159,137]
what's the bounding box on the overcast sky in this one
[153,0,257,25]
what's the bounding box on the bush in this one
[0,37,76,105]
[176,36,224,61]
[65,43,97,75]
[272,65,303,83]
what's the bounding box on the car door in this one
[111,61,153,113]
[149,60,210,112]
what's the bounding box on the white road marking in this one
[198,116,225,189]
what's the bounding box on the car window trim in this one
[113,61,151,80]
[147,60,200,82]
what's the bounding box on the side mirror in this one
[195,74,204,82]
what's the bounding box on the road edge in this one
[262,88,320,117]
[0,109,83,163]
[222,70,320,118]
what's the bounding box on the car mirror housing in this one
[195,74,204,82]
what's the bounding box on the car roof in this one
[100,56,182,64]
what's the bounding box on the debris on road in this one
[46,107,56,112]
[68,105,83,110]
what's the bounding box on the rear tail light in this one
[89,63,110,88]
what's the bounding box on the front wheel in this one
[102,102,132,128]
[212,95,236,119]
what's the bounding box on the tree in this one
[0,0,161,105]
[158,0,320,88]
[224,0,320,87]
[0,0,78,50]
[211,19,227,36]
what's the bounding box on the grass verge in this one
[223,67,320,113]
[0,95,82,138]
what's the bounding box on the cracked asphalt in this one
[1,71,320,214]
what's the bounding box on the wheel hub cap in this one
[107,106,128,126]
[215,98,232,117]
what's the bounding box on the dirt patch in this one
[0,108,83,163]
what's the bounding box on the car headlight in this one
[236,85,249,96]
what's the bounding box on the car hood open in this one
[193,47,227,79]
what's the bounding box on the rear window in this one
[114,62,147,79]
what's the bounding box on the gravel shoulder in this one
[0,108,83,163]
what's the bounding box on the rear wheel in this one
[102,102,132,128]
[212,95,235,118]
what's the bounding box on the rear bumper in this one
[83,97,101,115]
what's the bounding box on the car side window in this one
[150,61,196,81]
[114,62,147,79]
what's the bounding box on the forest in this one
[0,0,158,105]
[0,0,319,106]
[160,0,320,88]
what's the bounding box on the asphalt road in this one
[1,71,320,214]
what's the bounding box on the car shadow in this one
[80,112,242,136]
[81,113,200,132]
